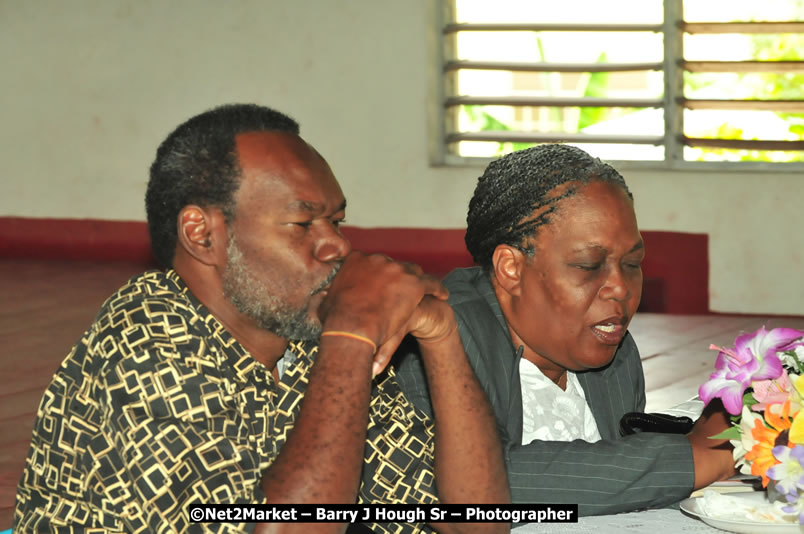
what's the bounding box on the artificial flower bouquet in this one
[699,326,804,521]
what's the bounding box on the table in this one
[512,507,727,533]
[629,313,804,412]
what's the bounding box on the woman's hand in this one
[687,399,738,489]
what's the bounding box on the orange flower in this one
[745,400,794,486]
[767,399,795,431]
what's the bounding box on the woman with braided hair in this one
[394,144,735,516]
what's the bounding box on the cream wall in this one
[1,0,802,315]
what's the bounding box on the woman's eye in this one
[574,263,601,272]
[623,258,644,269]
[294,221,313,228]
[332,218,345,227]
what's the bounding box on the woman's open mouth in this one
[591,319,626,344]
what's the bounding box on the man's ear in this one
[492,244,525,297]
[176,205,228,266]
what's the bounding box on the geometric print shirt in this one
[14,269,438,533]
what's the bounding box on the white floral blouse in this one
[519,358,602,444]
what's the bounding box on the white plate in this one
[680,491,804,533]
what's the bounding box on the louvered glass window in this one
[439,0,804,166]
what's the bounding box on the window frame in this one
[430,0,804,172]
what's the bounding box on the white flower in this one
[781,347,804,371]
[734,405,763,471]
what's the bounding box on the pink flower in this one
[699,327,804,415]
[752,371,793,412]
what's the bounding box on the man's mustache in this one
[311,263,342,295]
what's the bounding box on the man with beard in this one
[14,104,510,534]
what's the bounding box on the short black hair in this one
[146,103,300,268]
[465,143,632,272]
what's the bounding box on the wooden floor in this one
[1,258,802,528]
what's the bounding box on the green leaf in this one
[709,426,742,441]
[577,52,610,131]
[789,124,804,136]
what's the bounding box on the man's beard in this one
[222,236,339,340]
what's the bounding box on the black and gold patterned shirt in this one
[14,270,437,533]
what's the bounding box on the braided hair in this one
[465,144,632,272]
[146,103,300,268]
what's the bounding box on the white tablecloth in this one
[512,507,722,533]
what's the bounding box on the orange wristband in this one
[320,331,377,355]
[417,323,459,345]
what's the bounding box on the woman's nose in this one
[599,267,631,302]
